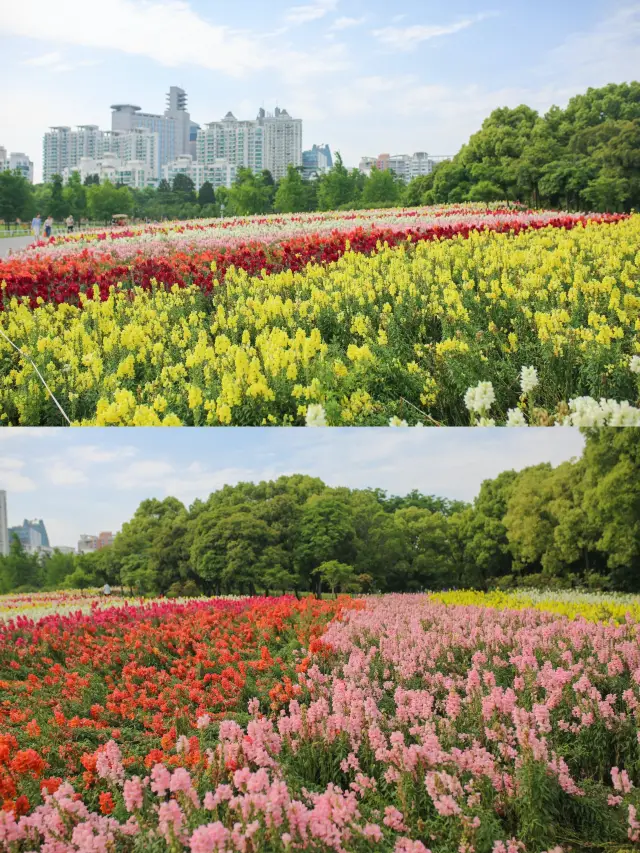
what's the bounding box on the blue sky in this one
[0,1,638,180]
[0,428,584,548]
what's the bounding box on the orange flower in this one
[99,792,115,815]
[40,777,62,795]
[25,720,41,738]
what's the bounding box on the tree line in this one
[1,429,638,597]
[1,81,638,227]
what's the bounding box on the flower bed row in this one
[2,593,640,851]
[1,216,639,426]
[1,211,627,308]
[17,205,537,256]
[0,596,353,819]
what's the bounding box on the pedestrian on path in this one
[31,213,41,241]
[66,214,74,233]
[44,216,53,239]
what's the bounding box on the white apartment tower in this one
[0,148,34,183]
[358,152,438,183]
[43,125,105,183]
[257,107,302,180]
[111,86,191,176]
[0,491,8,557]
[197,112,264,174]
[197,107,302,181]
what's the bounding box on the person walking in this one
[31,213,42,241]
[66,214,74,233]
[44,216,53,239]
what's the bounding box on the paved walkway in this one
[0,235,33,258]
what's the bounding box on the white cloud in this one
[0,0,344,78]
[47,460,88,486]
[72,445,137,464]
[111,459,176,490]
[536,3,640,90]
[330,16,365,31]
[372,12,497,52]
[109,457,280,506]
[23,51,63,66]
[285,0,338,25]
[0,428,60,442]
[0,457,36,493]
[276,429,585,503]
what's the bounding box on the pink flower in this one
[384,806,407,831]
[363,823,383,841]
[123,777,144,812]
[189,821,230,853]
[150,763,171,797]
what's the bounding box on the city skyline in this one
[0,428,585,549]
[1,1,637,182]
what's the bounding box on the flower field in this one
[430,588,640,624]
[1,205,639,426]
[0,591,247,624]
[1,592,640,851]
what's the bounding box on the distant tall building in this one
[189,122,200,159]
[0,491,8,557]
[302,144,332,179]
[259,107,303,181]
[43,126,102,183]
[111,86,192,175]
[8,519,50,552]
[0,148,34,183]
[163,154,236,191]
[197,106,302,181]
[358,152,439,183]
[197,111,265,175]
[78,534,98,554]
[96,532,115,550]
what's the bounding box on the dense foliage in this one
[412,82,640,212]
[2,429,638,597]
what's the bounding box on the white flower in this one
[464,381,495,414]
[414,422,425,428]
[305,404,327,427]
[564,397,640,427]
[477,417,496,427]
[176,735,190,754]
[630,355,640,375]
[197,714,211,730]
[389,416,409,427]
[506,408,528,427]
[520,365,539,396]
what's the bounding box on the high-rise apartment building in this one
[358,152,439,183]
[78,534,98,554]
[104,128,159,175]
[162,155,236,191]
[197,111,264,175]
[197,107,302,181]
[43,125,107,183]
[302,143,332,179]
[96,532,115,550]
[50,126,159,187]
[8,519,50,551]
[258,107,302,180]
[0,491,8,557]
[0,148,34,183]
[111,86,191,176]
[64,154,156,190]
